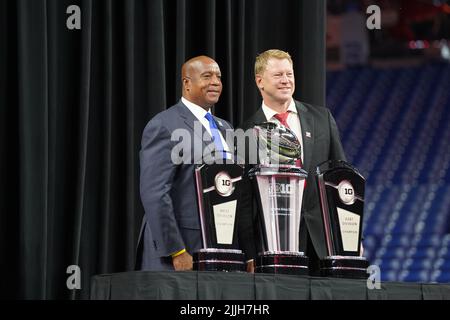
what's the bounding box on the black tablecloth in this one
[90,271,450,300]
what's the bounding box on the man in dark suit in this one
[136,56,234,271]
[239,49,346,273]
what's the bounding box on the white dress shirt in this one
[181,97,230,153]
[261,99,304,163]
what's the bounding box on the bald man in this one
[136,56,234,271]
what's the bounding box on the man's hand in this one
[246,260,255,273]
[172,251,193,271]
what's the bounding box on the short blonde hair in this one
[255,49,293,76]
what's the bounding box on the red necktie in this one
[273,111,303,168]
[273,112,290,128]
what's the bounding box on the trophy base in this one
[193,249,246,272]
[320,256,370,279]
[255,251,309,275]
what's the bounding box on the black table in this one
[90,271,450,300]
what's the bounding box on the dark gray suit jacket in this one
[136,100,233,270]
[239,100,346,260]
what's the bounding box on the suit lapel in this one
[246,109,268,165]
[251,108,268,126]
[213,115,228,138]
[296,101,314,172]
[176,101,210,150]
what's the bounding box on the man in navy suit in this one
[136,56,233,271]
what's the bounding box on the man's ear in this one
[255,74,263,90]
[183,77,190,91]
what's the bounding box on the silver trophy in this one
[248,122,309,275]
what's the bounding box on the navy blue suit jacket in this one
[136,100,233,270]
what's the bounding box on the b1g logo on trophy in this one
[316,160,369,278]
[248,122,309,275]
[193,164,246,272]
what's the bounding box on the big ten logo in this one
[269,183,292,195]
[338,180,356,205]
[214,172,234,196]
[221,178,231,187]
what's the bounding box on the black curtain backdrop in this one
[0,0,326,299]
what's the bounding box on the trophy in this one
[316,160,369,278]
[248,122,309,275]
[193,163,246,272]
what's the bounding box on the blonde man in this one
[240,49,346,274]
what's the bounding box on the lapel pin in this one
[306,131,311,138]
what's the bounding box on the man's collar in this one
[181,97,211,118]
[261,99,296,121]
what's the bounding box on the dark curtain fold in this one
[0,0,325,299]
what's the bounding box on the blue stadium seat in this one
[327,62,450,283]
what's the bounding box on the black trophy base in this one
[255,251,309,275]
[193,249,246,272]
[320,256,370,279]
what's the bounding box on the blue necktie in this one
[204,113,227,159]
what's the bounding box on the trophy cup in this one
[316,160,369,278]
[248,122,309,275]
[193,163,246,272]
